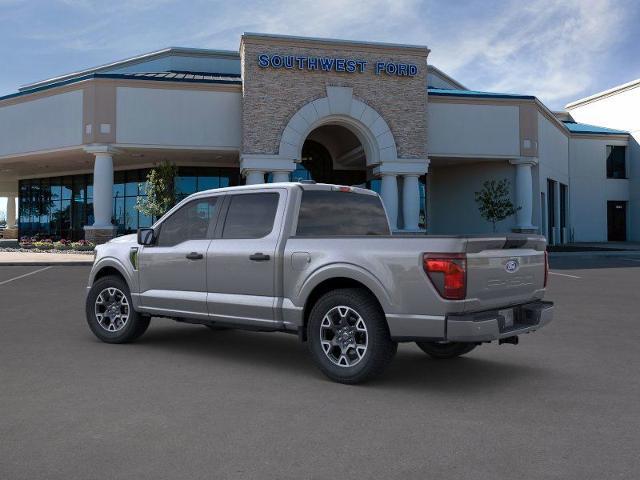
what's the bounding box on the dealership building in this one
[0,33,637,243]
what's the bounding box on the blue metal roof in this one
[428,87,535,100]
[0,71,242,102]
[562,121,628,135]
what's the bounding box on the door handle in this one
[249,252,271,261]
[186,252,204,260]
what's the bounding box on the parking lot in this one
[1,256,639,479]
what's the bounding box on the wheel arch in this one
[90,257,135,291]
[298,266,392,341]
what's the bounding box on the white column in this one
[92,151,115,227]
[245,170,265,185]
[402,174,421,231]
[380,174,399,230]
[510,158,537,231]
[271,171,290,183]
[6,195,17,228]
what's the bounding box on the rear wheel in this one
[307,288,397,384]
[415,341,477,359]
[86,275,150,343]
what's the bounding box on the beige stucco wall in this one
[116,86,242,148]
[240,35,428,160]
[0,90,83,157]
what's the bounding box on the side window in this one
[222,193,279,239]
[156,197,218,247]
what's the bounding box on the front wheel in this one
[307,288,397,384]
[86,275,150,343]
[415,341,477,359]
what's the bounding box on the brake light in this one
[423,253,467,300]
[332,185,353,192]
[544,250,549,287]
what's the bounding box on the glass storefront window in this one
[18,166,240,240]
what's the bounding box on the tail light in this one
[544,250,549,287]
[423,253,467,300]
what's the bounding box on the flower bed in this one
[10,237,96,255]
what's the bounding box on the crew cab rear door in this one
[206,189,287,327]
[463,236,547,312]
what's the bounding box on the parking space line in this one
[0,266,52,286]
[549,271,581,279]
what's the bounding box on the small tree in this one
[474,179,520,232]
[136,161,178,218]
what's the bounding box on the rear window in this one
[296,190,390,236]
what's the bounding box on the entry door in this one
[607,201,627,241]
[138,197,219,319]
[206,190,285,327]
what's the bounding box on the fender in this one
[89,256,140,308]
[296,262,395,313]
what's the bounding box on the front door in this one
[138,196,219,319]
[206,190,285,328]
[607,201,627,241]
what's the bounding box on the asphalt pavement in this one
[1,257,639,479]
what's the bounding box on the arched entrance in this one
[297,124,369,186]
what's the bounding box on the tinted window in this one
[222,193,279,239]
[296,190,390,236]
[157,197,218,246]
[606,145,626,179]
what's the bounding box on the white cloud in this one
[426,0,628,107]
[2,0,634,109]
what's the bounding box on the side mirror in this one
[137,228,156,246]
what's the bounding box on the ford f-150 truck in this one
[86,182,553,384]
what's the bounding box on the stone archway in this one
[278,86,398,166]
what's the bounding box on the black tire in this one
[415,341,477,359]
[85,275,150,344]
[307,288,397,384]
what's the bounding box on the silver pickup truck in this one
[86,182,553,384]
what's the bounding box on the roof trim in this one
[19,47,240,92]
[428,87,535,100]
[565,78,640,109]
[241,32,430,55]
[562,121,628,135]
[427,65,467,90]
[1,72,242,103]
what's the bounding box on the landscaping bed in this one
[0,237,96,255]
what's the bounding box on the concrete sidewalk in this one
[0,251,94,266]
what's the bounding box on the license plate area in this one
[498,308,515,330]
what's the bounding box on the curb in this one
[0,262,94,266]
[549,251,640,258]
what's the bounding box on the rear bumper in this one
[446,301,554,342]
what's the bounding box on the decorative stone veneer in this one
[240,35,429,161]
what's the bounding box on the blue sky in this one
[1,0,640,215]
[1,0,639,109]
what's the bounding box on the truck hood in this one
[108,233,137,244]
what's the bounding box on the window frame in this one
[606,145,627,179]
[153,195,221,247]
[218,191,283,240]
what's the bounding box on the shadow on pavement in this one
[123,323,543,391]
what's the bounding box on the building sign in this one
[257,53,418,77]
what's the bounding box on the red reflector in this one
[423,253,467,300]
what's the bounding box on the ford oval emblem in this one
[505,259,519,273]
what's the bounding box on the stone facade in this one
[240,34,429,161]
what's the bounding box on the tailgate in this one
[463,235,546,312]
